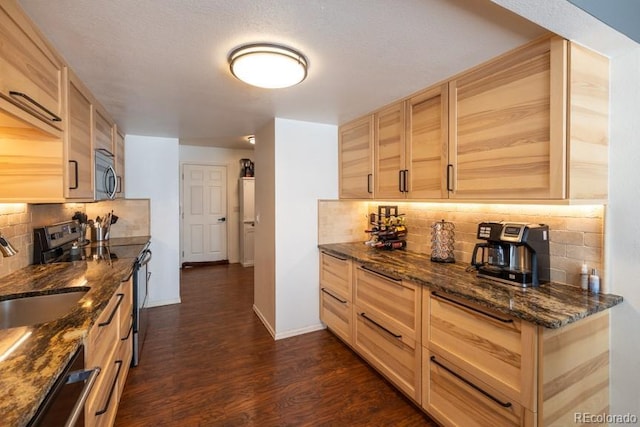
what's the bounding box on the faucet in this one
[0,233,18,257]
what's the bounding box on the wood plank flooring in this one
[115,264,437,426]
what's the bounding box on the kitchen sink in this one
[0,289,89,329]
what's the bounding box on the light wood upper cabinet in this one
[374,102,405,198]
[405,83,449,199]
[339,115,374,199]
[65,69,94,200]
[0,0,64,135]
[448,35,608,201]
[114,129,125,198]
[338,35,608,203]
[94,105,114,155]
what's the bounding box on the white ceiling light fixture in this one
[228,43,308,89]
[248,135,255,144]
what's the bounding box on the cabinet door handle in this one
[430,355,512,408]
[321,288,348,304]
[95,360,123,416]
[98,293,124,327]
[64,366,101,427]
[367,173,373,194]
[360,265,402,283]
[403,169,409,193]
[9,91,62,122]
[398,170,404,192]
[68,160,79,190]
[432,291,513,324]
[322,251,348,262]
[360,312,402,339]
[446,164,454,192]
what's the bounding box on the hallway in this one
[115,264,435,426]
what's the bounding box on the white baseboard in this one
[275,322,326,340]
[241,261,254,267]
[253,304,275,338]
[146,297,181,308]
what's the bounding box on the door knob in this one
[218,217,226,222]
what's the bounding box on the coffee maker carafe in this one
[471,222,550,287]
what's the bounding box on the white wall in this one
[607,47,640,415]
[253,120,276,335]
[125,135,181,306]
[179,145,254,263]
[274,118,338,338]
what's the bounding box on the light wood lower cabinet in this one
[425,291,536,410]
[319,251,353,343]
[422,290,610,427]
[85,278,133,427]
[353,265,421,401]
[424,350,535,427]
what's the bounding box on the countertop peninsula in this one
[0,237,149,427]
[319,242,623,329]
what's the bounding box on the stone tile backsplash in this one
[0,200,150,279]
[318,200,605,290]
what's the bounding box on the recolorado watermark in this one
[575,412,638,424]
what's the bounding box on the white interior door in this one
[182,164,228,263]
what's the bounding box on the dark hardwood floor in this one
[115,264,437,426]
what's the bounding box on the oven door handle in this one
[64,366,101,427]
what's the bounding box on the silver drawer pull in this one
[64,366,100,427]
[432,291,513,324]
[321,288,348,304]
[360,312,402,339]
[430,355,512,408]
[360,265,402,282]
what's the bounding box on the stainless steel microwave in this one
[95,150,117,200]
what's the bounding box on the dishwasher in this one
[28,345,100,427]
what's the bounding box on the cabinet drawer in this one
[320,288,352,343]
[86,291,123,368]
[116,319,133,403]
[86,356,123,427]
[0,2,63,129]
[355,265,419,339]
[354,308,420,401]
[119,279,133,333]
[320,251,352,301]
[423,351,534,427]
[424,291,536,409]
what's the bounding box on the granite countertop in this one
[319,242,623,329]
[0,238,149,427]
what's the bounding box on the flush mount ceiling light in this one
[228,43,308,89]
[248,135,255,144]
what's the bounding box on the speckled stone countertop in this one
[0,237,149,427]
[319,242,623,329]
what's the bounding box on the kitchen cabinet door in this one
[0,0,64,135]
[65,69,94,200]
[339,115,374,199]
[94,105,114,155]
[406,83,449,199]
[374,102,406,199]
[114,130,125,198]
[448,37,564,200]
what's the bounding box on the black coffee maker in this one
[240,158,254,177]
[471,222,550,287]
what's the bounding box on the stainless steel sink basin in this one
[0,289,88,329]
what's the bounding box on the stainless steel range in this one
[33,221,151,367]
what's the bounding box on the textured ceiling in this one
[17,0,549,147]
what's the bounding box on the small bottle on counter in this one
[580,262,589,291]
[589,268,600,294]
